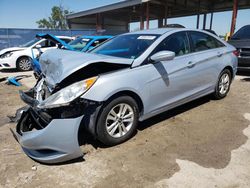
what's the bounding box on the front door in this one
[147,31,202,115]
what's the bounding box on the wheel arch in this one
[104,90,144,116]
[79,90,145,139]
[223,66,234,79]
[16,55,31,65]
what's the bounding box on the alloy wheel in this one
[105,103,134,138]
[19,58,31,71]
[219,73,230,95]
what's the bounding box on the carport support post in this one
[230,0,238,37]
[196,14,200,29]
[203,13,207,29]
[140,4,144,30]
[196,0,200,29]
[164,4,168,26]
[96,13,102,31]
[209,12,214,30]
[158,19,163,28]
[146,2,150,29]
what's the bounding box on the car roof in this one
[55,36,73,39]
[125,28,177,35]
[79,35,113,39]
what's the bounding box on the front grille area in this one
[17,108,51,135]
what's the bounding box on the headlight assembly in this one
[1,52,13,58]
[37,76,98,109]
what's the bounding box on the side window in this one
[38,40,46,48]
[48,41,56,47]
[189,31,225,52]
[153,32,190,57]
[60,38,71,43]
[90,39,107,48]
[38,40,56,48]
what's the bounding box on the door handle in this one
[187,61,195,68]
[217,52,223,57]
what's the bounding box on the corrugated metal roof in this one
[67,0,150,19]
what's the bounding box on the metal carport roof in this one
[66,0,250,35]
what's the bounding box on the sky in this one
[0,0,250,36]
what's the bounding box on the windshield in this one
[21,38,40,47]
[232,25,250,39]
[69,37,91,51]
[91,34,159,59]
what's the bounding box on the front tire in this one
[213,69,232,99]
[17,57,32,71]
[96,96,139,146]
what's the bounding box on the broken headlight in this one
[37,76,98,109]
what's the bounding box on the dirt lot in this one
[0,70,250,188]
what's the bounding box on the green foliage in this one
[36,6,71,29]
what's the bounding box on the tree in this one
[36,6,71,29]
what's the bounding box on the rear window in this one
[189,31,224,52]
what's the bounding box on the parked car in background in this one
[14,28,237,163]
[0,35,73,71]
[68,35,112,52]
[228,25,250,71]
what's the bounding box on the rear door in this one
[187,31,226,88]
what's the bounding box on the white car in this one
[0,36,72,71]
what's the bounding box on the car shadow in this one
[0,68,18,73]
[237,71,250,81]
[138,95,211,131]
[241,77,250,82]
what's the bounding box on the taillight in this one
[233,50,240,57]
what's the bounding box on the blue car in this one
[68,35,113,52]
[32,34,112,77]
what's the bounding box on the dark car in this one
[228,25,250,71]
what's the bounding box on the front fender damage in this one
[13,89,103,163]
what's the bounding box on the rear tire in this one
[213,69,232,99]
[96,96,139,146]
[17,57,32,71]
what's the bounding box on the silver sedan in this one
[14,28,238,163]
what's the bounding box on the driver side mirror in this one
[150,51,175,63]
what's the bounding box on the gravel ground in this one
[0,70,250,188]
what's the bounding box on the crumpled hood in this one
[40,49,133,88]
[0,47,26,55]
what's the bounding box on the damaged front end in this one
[13,77,103,164]
[13,49,132,163]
